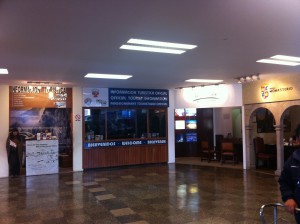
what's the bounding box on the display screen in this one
[186,132,197,142]
[175,133,185,143]
[186,120,197,129]
[175,109,185,117]
[120,109,135,119]
[185,108,196,116]
[175,120,185,130]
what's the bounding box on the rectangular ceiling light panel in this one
[0,68,8,74]
[120,45,185,54]
[271,55,300,62]
[127,38,197,49]
[120,38,197,54]
[185,79,223,83]
[85,73,132,79]
[256,59,300,66]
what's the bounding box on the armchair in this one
[200,141,214,162]
[220,141,237,164]
[253,137,275,168]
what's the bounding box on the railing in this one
[260,203,300,224]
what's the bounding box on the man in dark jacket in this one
[278,149,300,223]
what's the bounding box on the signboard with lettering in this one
[9,86,72,108]
[109,88,169,107]
[82,88,109,107]
[84,139,167,149]
[26,140,59,176]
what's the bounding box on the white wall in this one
[174,84,242,108]
[214,107,233,137]
[232,108,242,138]
[72,87,83,171]
[0,85,9,178]
[168,90,175,163]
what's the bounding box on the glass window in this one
[136,109,147,138]
[83,108,167,141]
[149,109,166,138]
[84,109,105,140]
[107,109,136,139]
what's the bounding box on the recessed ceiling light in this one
[0,68,8,74]
[127,38,197,50]
[256,59,300,66]
[271,55,300,62]
[120,45,185,54]
[120,38,197,54]
[85,73,132,79]
[185,79,223,83]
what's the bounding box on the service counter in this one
[83,138,168,169]
[83,107,168,169]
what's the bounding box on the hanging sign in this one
[108,88,169,107]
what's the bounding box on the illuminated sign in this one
[261,84,270,99]
[261,83,293,100]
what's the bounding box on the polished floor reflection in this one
[0,163,294,224]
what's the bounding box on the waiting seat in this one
[253,137,275,168]
[220,141,237,164]
[200,141,214,162]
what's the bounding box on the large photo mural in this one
[8,86,73,172]
[9,108,72,154]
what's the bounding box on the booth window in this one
[84,109,106,140]
[84,108,167,141]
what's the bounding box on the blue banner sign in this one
[84,139,167,149]
[109,88,169,107]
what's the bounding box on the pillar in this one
[274,125,284,176]
[245,125,254,169]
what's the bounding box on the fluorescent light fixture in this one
[85,73,132,79]
[256,59,300,66]
[185,79,223,83]
[127,38,197,50]
[271,55,300,62]
[120,45,185,54]
[0,68,8,74]
[120,38,197,54]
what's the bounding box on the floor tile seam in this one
[81,181,149,224]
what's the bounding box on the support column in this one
[274,125,284,176]
[245,125,253,169]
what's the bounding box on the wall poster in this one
[8,86,73,171]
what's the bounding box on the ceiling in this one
[0,0,300,90]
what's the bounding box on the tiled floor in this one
[0,161,295,224]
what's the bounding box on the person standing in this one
[278,149,300,224]
[6,128,23,177]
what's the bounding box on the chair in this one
[200,141,214,162]
[220,141,237,164]
[215,135,224,161]
[253,137,275,168]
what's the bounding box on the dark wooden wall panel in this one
[83,145,168,169]
[175,108,214,157]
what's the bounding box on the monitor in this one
[186,132,197,142]
[186,120,197,129]
[175,109,185,117]
[175,133,185,143]
[185,108,196,117]
[175,120,185,130]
